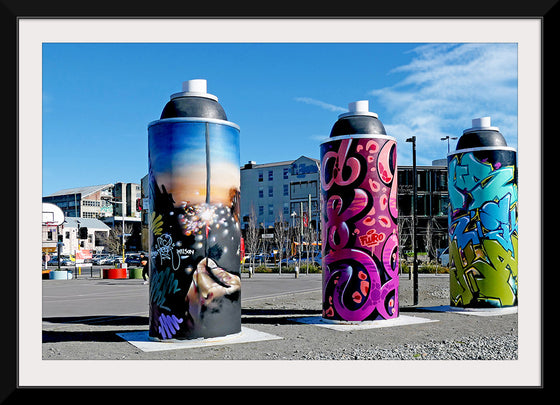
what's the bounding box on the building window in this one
[268,186,273,197]
[290,180,318,199]
[432,195,449,216]
[417,171,429,192]
[283,184,289,196]
[432,170,447,192]
[258,206,264,216]
[417,194,429,216]
[268,204,274,216]
[398,195,412,216]
[268,170,273,181]
[258,186,263,198]
[283,168,289,179]
[258,171,263,182]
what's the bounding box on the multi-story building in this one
[43,182,144,253]
[240,156,321,231]
[57,217,111,255]
[43,184,115,219]
[397,162,449,256]
[113,182,142,218]
[42,202,111,256]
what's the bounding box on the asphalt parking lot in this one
[34,266,540,386]
[35,270,532,387]
[29,262,540,387]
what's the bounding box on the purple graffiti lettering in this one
[321,138,399,322]
[321,138,361,191]
[323,249,380,321]
[377,141,395,185]
[325,189,369,250]
[158,313,183,340]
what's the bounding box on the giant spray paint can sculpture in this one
[147,80,242,340]
[447,117,518,308]
[320,101,399,322]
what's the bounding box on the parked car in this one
[94,254,119,265]
[125,255,141,266]
[47,256,59,266]
[92,254,106,265]
[281,252,322,266]
[47,255,74,266]
[280,255,298,265]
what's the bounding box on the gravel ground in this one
[42,274,518,362]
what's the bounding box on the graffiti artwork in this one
[447,150,518,308]
[320,106,399,322]
[147,80,241,340]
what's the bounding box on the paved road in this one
[42,271,322,319]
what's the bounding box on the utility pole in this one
[406,136,418,305]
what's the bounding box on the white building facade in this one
[240,156,320,231]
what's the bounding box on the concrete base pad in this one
[117,327,282,352]
[417,305,518,316]
[289,315,438,331]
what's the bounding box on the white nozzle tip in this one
[472,116,491,128]
[171,79,218,101]
[349,100,369,113]
[338,100,378,119]
[463,116,499,134]
[183,79,207,93]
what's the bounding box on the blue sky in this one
[42,42,518,196]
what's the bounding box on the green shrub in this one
[255,265,273,273]
[248,263,323,274]
[399,260,449,274]
[419,263,449,274]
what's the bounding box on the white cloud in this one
[294,97,346,113]
[370,43,518,165]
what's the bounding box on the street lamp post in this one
[406,136,418,305]
[440,135,458,154]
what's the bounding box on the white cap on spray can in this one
[337,100,379,119]
[463,116,500,134]
[170,79,219,101]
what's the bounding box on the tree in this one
[105,222,133,256]
[424,217,444,264]
[244,206,260,277]
[273,211,289,274]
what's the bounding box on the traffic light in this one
[78,227,88,239]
